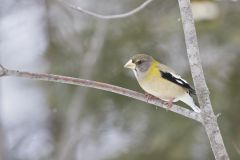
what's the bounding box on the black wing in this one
[160,71,196,95]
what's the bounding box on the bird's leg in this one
[145,93,159,102]
[163,98,174,109]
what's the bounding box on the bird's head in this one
[124,54,153,75]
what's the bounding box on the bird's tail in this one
[179,93,201,113]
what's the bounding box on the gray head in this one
[124,54,153,76]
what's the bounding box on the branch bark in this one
[177,0,229,159]
[0,65,202,122]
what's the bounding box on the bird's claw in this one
[163,99,174,110]
[145,93,158,102]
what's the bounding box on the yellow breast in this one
[137,61,186,101]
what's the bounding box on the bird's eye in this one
[136,60,142,65]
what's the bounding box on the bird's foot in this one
[163,98,174,110]
[145,93,159,102]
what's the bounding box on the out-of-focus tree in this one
[1,0,240,159]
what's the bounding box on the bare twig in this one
[0,122,7,160]
[56,21,108,160]
[0,65,202,122]
[62,0,154,20]
[233,141,240,155]
[0,83,8,160]
[178,0,229,159]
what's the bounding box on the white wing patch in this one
[160,70,196,95]
[176,79,184,84]
[170,72,188,83]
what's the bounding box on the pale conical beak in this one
[124,59,136,69]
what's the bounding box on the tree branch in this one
[177,0,229,159]
[0,87,8,160]
[0,65,202,122]
[62,0,154,20]
[56,21,108,160]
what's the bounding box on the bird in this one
[124,54,201,113]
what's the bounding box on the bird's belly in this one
[138,78,186,101]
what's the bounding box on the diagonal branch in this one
[0,65,202,122]
[177,0,229,159]
[62,0,154,20]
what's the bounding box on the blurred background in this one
[0,0,240,159]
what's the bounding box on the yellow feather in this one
[144,60,160,81]
[138,60,186,101]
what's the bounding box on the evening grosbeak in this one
[124,54,201,113]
